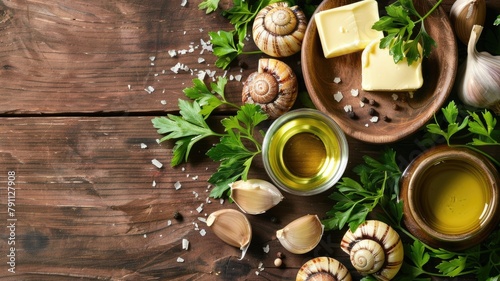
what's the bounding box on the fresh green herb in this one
[152,77,268,198]
[426,100,500,166]
[198,0,220,14]
[325,148,500,280]
[372,0,442,65]
[495,15,500,26]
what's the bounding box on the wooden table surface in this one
[0,0,499,280]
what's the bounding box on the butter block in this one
[315,0,383,58]
[361,40,423,91]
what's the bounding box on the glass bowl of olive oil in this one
[262,109,349,196]
[400,145,500,251]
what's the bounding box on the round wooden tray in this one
[301,0,457,143]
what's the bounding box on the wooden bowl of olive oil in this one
[262,109,349,196]
[400,145,500,251]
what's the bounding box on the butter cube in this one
[361,40,423,91]
[315,0,383,58]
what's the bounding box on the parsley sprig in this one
[372,0,442,65]
[426,100,500,167]
[324,148,500,280]
[152,77,268,198]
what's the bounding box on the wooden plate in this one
[301,0,457,143]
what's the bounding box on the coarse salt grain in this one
[350,89,359,96]
[174,181,182,190]
[182,238,189,250]
[152,180,156,187]
[160,100,167,105]
[199,229,206,236]
[151,159,163,168]
[149,56,156,61]
[360,101,365,108]
[198,57,205,63]
[392,93,399,101]
[370,116,379,123]
[140,143,147,149]
[168,50,177,57]
[334,91,343,102]
[145,86,155,94]
[343,105,353,112]
[181,0,188,7]
[333,77,341,83]
[263,245,270,253]
[167,220,172,226]
[177,257,185,263]
[196,204,204,213]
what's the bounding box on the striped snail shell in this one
[252,2,307,57]
[296,256,352,281]
[340,220,404,281]
[242,58,298,119]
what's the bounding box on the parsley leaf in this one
[372,0,441,65]
[495,15,500,26]
[199,0,220,14]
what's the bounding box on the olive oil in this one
[416,160,491,235]
[266,116,342,192]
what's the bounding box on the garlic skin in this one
[296,257,353,281]
[206,209,251,259]
[276,214,324,254]
[341,220,404,281]
[242,58,298,119]
[230,179,284,215]
[450,0,486,45]
[456,25,500,115]
[252,2,307,57]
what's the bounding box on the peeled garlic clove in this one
[252,2,307,57]
[206,209,252,259]
[296,257,352,281]
[276,214,324,254]
[242,58,298,119]
[341,220,404,281]
[456,25,500,114]
[449,0,486,45]
[230,179,284,215]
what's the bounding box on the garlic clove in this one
[296,256,352,281]
[456,25,500,114]
[206,209,252,259]
[230,179,284,215]
[242,58,298,119]
[252,2,307,57]
[276,214,324,254]
[341,220,404,281]
[449,0,486,45]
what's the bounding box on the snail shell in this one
[340,220,404,281]
[252,2,307,57]
[242,58,298,119]
[296,257,352,281]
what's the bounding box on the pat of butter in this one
[315,0,383,58]
[361,40,423,91]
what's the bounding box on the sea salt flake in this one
[181,0,188,7]
[360,101,365,108]
[182,238,189,250]
[177,257,185,263]
[343,105,353,112]
[149,56,156,61]
[350,88,359,96]
[370,116,379,123]
[167,220,172,226]
[151,159,163,168]
[334,91,343,102]
[168,49,177,57]
[198,57,205,63]
[152,180,156,187]
[145,86,155,94]
[263,244,270,253]
[200,229,207,236]
[333,77,341,83]
[160,100,167,105]
[174,181,182,190]
[140,143,147,149]
[196,203,204,213]
[392,93,399,101]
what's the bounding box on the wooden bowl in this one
[301,0,457,143]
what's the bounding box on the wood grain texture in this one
[0,0,499,280]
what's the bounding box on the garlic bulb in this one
[276,214,324,254]
[296,257,353,281]
[456,25,500,114]
[449,0,486,45]
[341,220,404,281]
[242,58,298,119]
[206,209,251,259]
[252,2,307,57]
[230,179,284,215]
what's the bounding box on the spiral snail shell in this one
[252,2,307,57]
[296,256,352,281]
[340,220,404,281]
[242,58,298,119]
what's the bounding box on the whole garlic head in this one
[341,220,404,281]
[456,25,500,114]
[242,58,298,119]
[252,2,307,57]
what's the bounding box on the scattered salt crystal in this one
[152,159,163,168]
[392,93,399,101]
[234,74,242,82]
[167,220,172,226]
[149,56,156,61]
[192,175,199,180]
[168,50,177,57]
[174,181,182,190]
[200,229,206,236]
[156,139,161,144]
[263,244,270,253]
[220,199,224,204]
[333,77,341,84]
[182,238,189,250]
[334,91,343,102]
[145,86,155,94]
[350,89,359,96]
[198,57,205,63]
[343,105,353,112]
[144,234,147,238]
[152,180,156,187]
[196,203,204,213]
[181,167,186,172]
[181,0,188,7]
[360,101,365,108]
[140,143,147,149]
[365,123,369,127]
[127,84,131,90]
[370,116,379,123]
[160,100,167,105]
[177,257,185,263]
